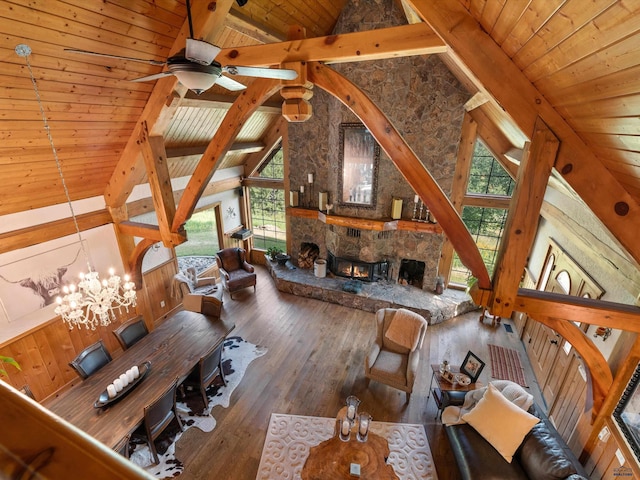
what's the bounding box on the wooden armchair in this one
[215,248,257,299]
[364,308,428,402]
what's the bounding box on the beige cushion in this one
[462,383,539,463]
[384,308,423,351]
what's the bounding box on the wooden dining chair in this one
[181,340,226,410]
[69,339,112,379]
[113,316,148,350]
[133,378,183,465]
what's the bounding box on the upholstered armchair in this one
[364,308,428,402]
[215,247,257,299]
[171,267,223,316]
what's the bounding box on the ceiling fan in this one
[65,0,297,95]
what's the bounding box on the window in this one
[250,146,287,251]
[449,140,515,285]
[175,208,221,271]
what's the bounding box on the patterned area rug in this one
[488,344,528,387]
[129,336,267,478]
[256,414,439,479]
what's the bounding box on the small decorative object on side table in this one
[428,363,481,419]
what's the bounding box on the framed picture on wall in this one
[460,350,485,383]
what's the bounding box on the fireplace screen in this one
[328,252,388,282]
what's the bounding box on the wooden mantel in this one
[287,207,443,234]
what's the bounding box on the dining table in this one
[43,309,235,450]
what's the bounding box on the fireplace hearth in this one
[328,251,388,282]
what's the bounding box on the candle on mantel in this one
[300,185,305,193]
[341,419,350,436]
[414,194,419,203]
[308,173,314,184]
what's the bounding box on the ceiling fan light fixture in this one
[169,62,222,94]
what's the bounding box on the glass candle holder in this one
[357,412,372,442]
[338,416,351,442]
[345,395,360,423]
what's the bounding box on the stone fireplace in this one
[286,0,469,293]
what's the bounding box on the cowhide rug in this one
[129,336,267,478]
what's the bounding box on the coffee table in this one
[302,431,397,479]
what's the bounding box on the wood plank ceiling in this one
[0,0,638,229]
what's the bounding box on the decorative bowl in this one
[275,253,290,266]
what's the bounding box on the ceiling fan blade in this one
[216,75,247,92]
[130,71,175,83]
[64,48,165,66]
[185,39,221,66]
[223,65,298,80]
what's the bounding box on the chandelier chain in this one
[16,44,137,330]
[19,47,89,270]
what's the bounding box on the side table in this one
[428,364,481,419]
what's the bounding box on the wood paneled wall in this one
[0,259,182,402]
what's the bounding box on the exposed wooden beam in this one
[104,0,236,208]
[408,0,640,267]
[514,289,640,332]
[242,178,283,189]
[117,221,185,246]
[308,62,491,289]
[439,113,476,285]
[216,23,446,67]
[0,211,111,255]
[490,118,559,316]
[173,79,281,231]
[166,142,265,159]
[470,108,520,179]
[139,126,176,247]
[462,194,512,209]
[464,92,490,112]
[180,92,282,113]
[244,117,286,178]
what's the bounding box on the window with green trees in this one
[250,145,287,251]
[449,140,515,285]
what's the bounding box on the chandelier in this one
[16,44,137,330]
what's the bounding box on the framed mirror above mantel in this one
[338,123,380,208]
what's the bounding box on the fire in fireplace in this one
[328,252,388,282]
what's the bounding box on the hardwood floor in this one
[175,266,543,479]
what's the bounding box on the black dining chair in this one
[69,339,112,379]
[113,433,130,459]
[133,378,183,465]
[181,340,226,411]
[113,316,148,350]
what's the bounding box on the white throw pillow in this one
[461,383,539,462]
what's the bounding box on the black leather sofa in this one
[445,404,589,479]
